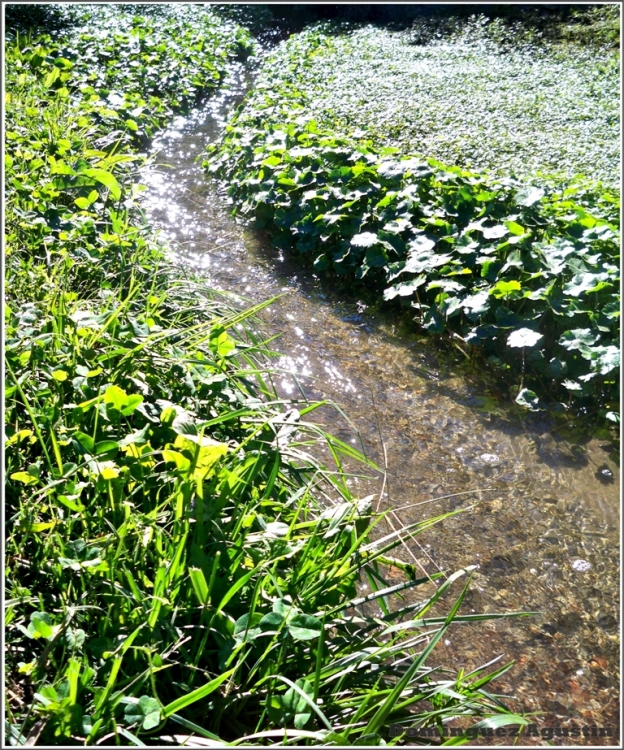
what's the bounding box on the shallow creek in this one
[141,64,620,744]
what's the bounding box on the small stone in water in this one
[480,453,499,464]
[596,465,615,484]
[572,559,591,572]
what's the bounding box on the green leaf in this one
[10,471,39,486]
[408,233,436,254]
[94,440,119,456]
[211,331,236,357]
[121,394,143,416]
[65,627,86,651]
[163,669,236,717]
[29,521,57,532]
[365,245,388,267]
[515,388,542,411]
[260,611,286,630]
[233,612,263,643]
[461,290,490,316]
[73,431,95,453]
[545,358,567,379]
[290,679,315,728]
[504,220,526,236]
[558,329,600,352]
[482,225,508,240]
[288,614,323,641]
[601,301,620,320]
[490,280,522,299]
[189,567,210,606]
[562,379,583,392]
[44,66,60,88]
[104,384,127,411]
[27,612,54,640]
[472,714,530,730]
[563,272,610,297]
[350,232,379,248]
[588,345,620,375]
[124,695,162,731]
[82,168,121,200]
[517,186,544,207]
[162,449,191,474]
[383,275,426,301]
[313,253,330,271]
[507,328,543,348]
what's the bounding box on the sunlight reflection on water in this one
[140,61,620,743]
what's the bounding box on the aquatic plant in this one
[247,21,620,187]
[5,7,531,746]
[206,24,620,427]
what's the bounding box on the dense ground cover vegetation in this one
[291,19,620,185]
[206,19,620,428]
[5,6,529,746]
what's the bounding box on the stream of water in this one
[141,63,620,744]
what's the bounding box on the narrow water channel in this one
[141,63,620,744]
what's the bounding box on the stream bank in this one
[7,11,536,744]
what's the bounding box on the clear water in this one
[141,64,620,744]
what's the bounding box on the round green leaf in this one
[507,328,543,348]
[288,614,322,641]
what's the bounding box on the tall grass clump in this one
[205,24,620,429]
[6,6,531,746]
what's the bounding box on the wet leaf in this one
[515,388,542,411]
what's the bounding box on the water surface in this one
[141,64,620,745]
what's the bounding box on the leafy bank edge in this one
[206,24,620,429]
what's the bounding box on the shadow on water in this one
[211,221,616,478]
[140,60,620,743]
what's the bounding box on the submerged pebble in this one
[480,453,500,464]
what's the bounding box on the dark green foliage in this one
[4,3,76,34]
[559,4,621,47]
[206,31,620,425]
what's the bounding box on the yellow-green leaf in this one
[10,471,39,485]
[30,521,57,532]
[173,434,228,478]
[162,449,191,474]
[5,430,33,446]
